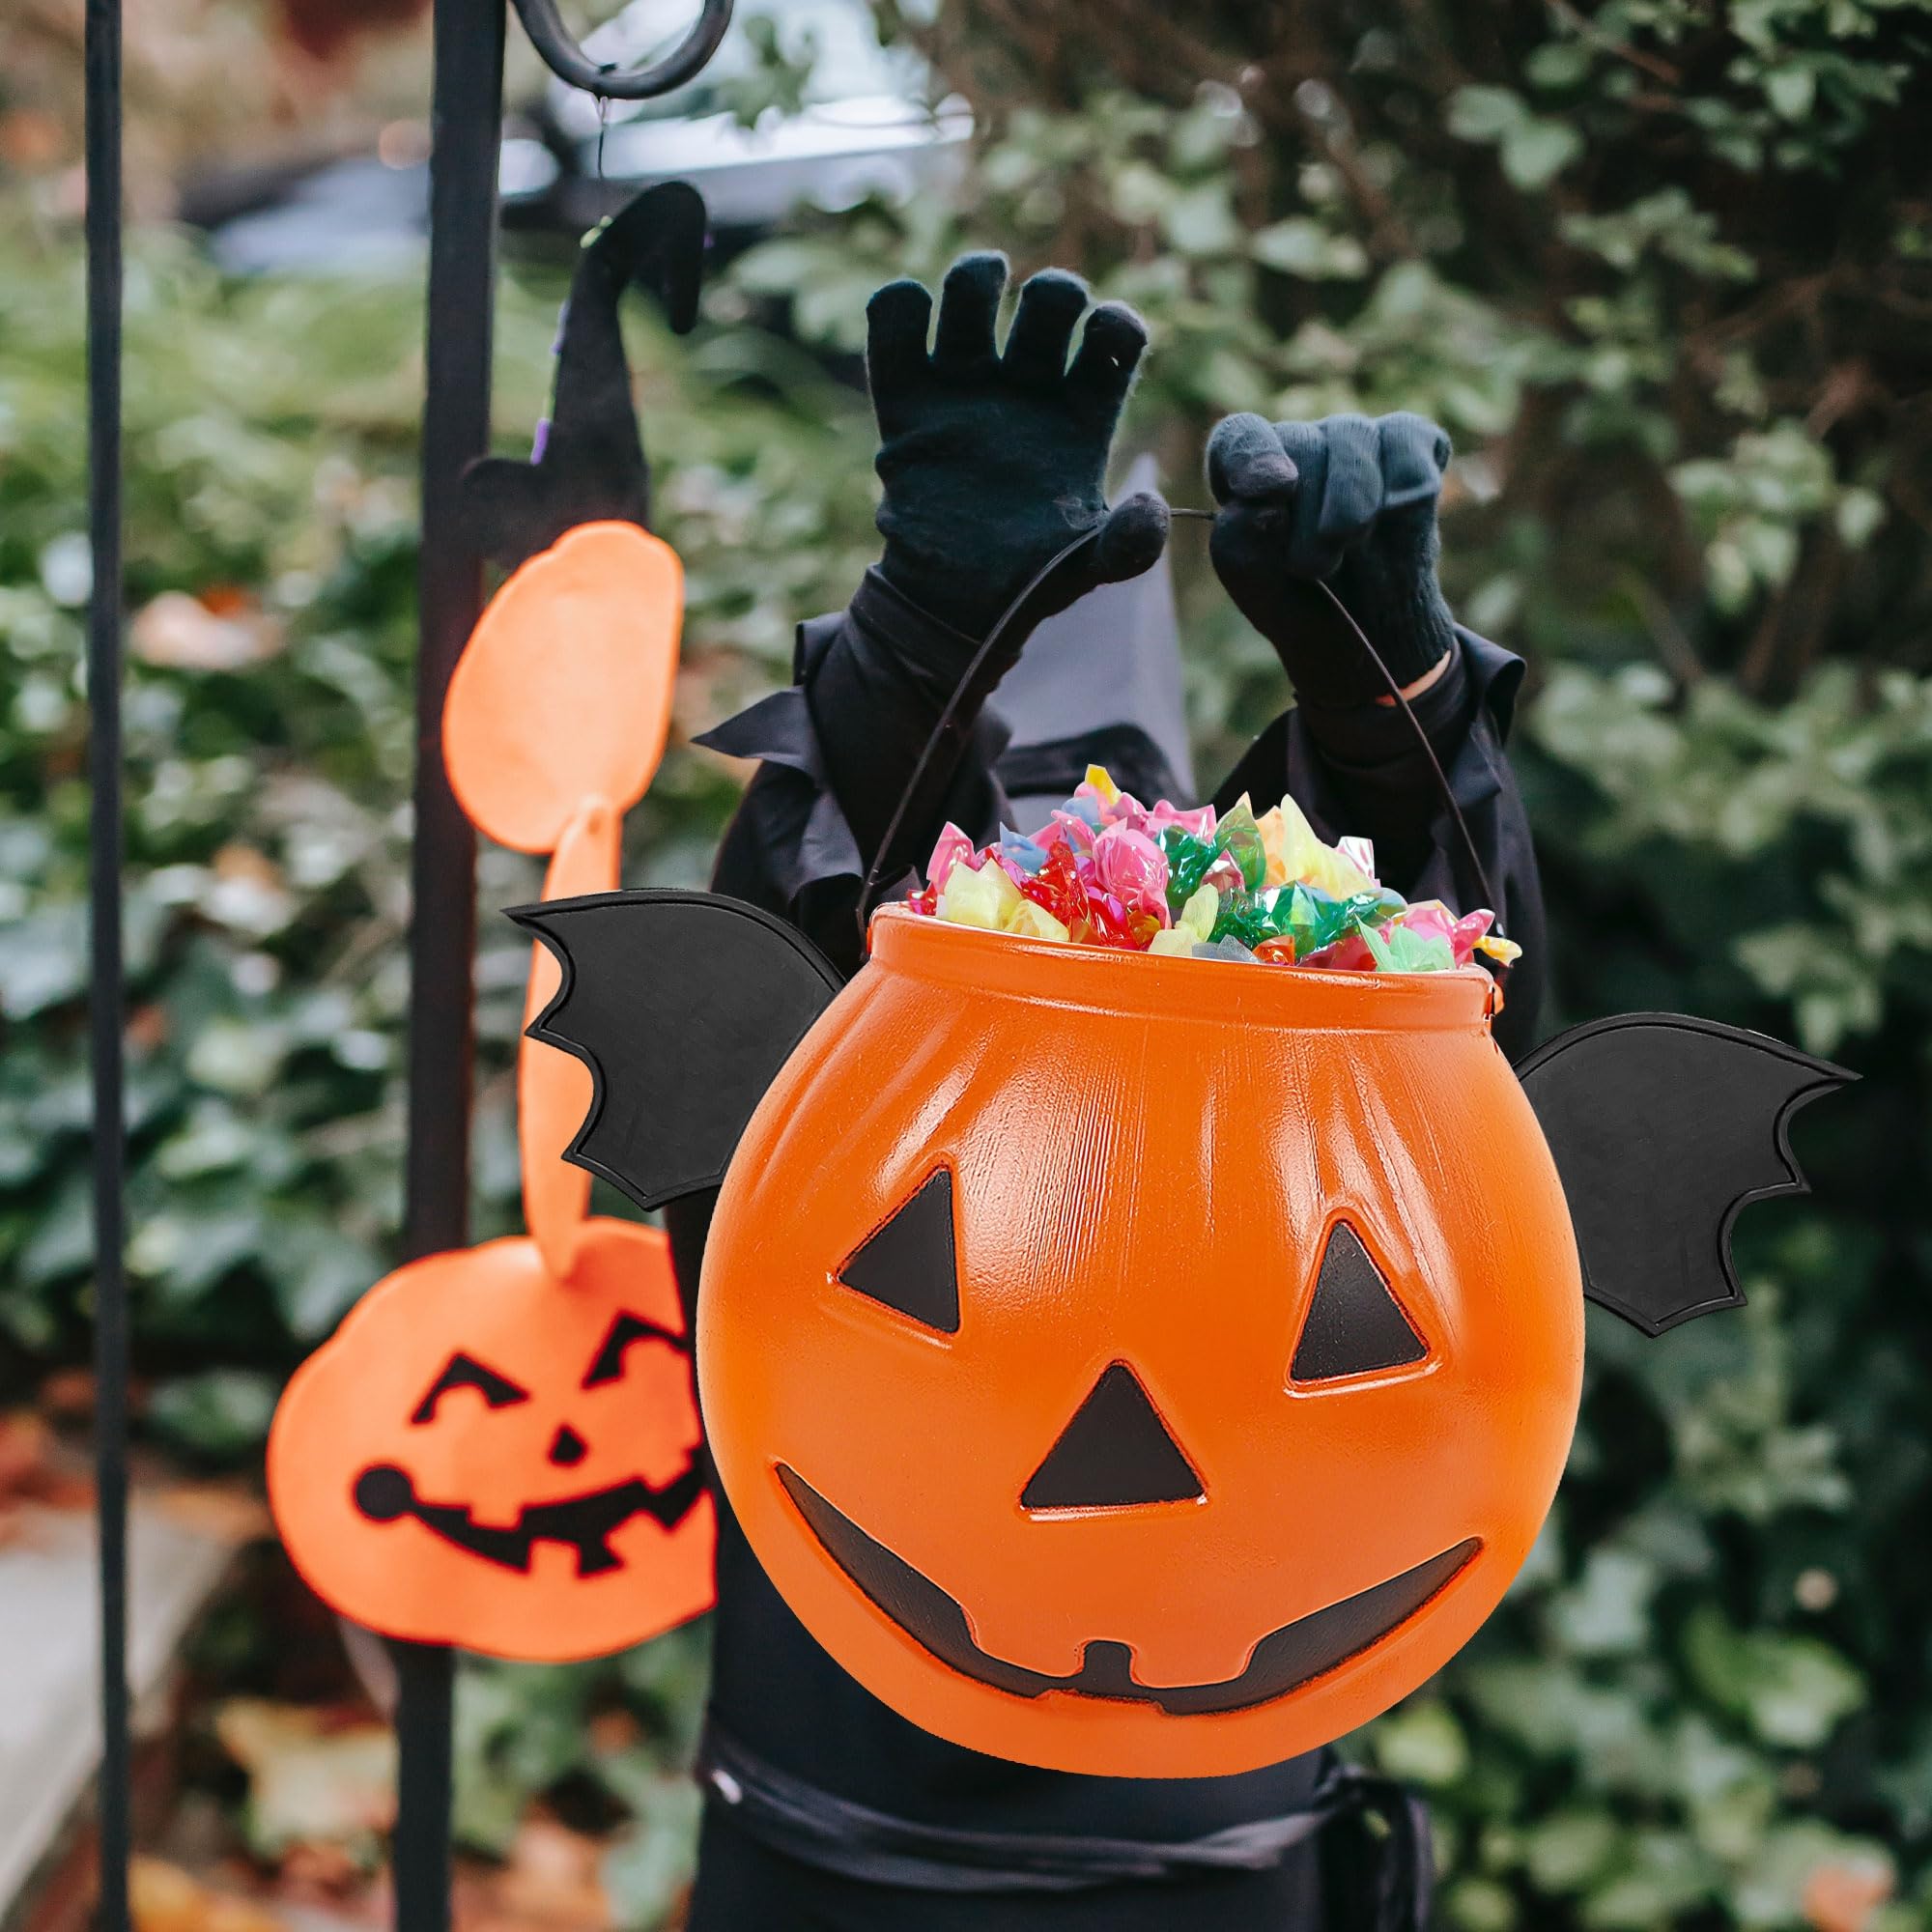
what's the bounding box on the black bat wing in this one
[511,890,843,1212]
[1517,1013,1854,1336]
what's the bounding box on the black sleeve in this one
[695,569,1014,980]
[1213,631,1548,1062]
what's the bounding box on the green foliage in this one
[454,1627,711,1921]
[4,0,1931,1923]
[0,218,877,1406]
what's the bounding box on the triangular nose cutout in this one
[1022,1364,1205,1511]
[1292,1222,1428,1381]
[837,1169,959,1333]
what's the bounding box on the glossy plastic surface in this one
[699,912,1582,1776]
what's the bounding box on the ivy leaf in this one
[1252,216,1369,278]
[601,1776,702,1926]
[1766,64,1818,120]
[1502,117,1585,188]
[1369,1700,1468,1785]
[150,1368,280,1460]
[1448,84,1528,141]
[1682,1606,1865,1748]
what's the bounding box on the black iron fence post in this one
[392,6,730,1923]
[393,0,507,1922]
[83,0,129,1925]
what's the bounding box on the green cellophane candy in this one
[1208,889,1276,949]
[1214,799,1268,891]
[1363,922,1456,974]
[1160,825,1219,915]
[1245,885,1408,957]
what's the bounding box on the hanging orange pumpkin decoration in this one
[267,1221,713,1660]
[269,184,720,1664]
[266,514,703,1660]
[514,889,1850,1776]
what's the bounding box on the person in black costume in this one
[664,251,1549,1930]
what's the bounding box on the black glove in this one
[1206,411,1457,705]
[867,251,1168,642]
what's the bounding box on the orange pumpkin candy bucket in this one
[517,889,1845,1776]
[703,914,1579,1777]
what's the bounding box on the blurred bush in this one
[0,217,878,1405]
[3,0,1930,1924]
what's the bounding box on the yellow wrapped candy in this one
[938,861,1023,931]
[1178,882,1219,944]
[1258,794,1378,899]
[1004,898,1071,943]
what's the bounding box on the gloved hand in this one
[1206,411,1458,706]
[867,251,1168,640]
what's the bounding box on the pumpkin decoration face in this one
[697,913,1583,1777]
[268,1220,713,1662]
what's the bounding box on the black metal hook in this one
[510,0,735,100]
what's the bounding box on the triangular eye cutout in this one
[1021,1364,1205,1511]
[1292,1223,1428,1383]
[836,1170,959,1334]
[582,1310,682,1389]
[411,1353,529,1425]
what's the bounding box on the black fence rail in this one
[80,5,734,1926]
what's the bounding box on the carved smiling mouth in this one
[779,1464,1479,1715]
[355,1461,704,1577]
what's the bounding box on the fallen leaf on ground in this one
[38,1370,96,1419]
[132,1857,286,1932]
[0,1412,54,1494]
[154,1480,275,1544]
[215,1700,397,1858]
[491,1819,612,1928]
[586,1711,640,1755]
[0,1410,92,1540]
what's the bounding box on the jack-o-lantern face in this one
[695,915,1582,1777]
[516,890,1850,1778]
[268,1220,713,1662]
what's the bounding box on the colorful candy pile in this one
[905,766,1521,975]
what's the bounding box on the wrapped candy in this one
[1214,797,1269,893]
[999,827,1049,876]
[1258,794,1378,901]
[1023,843,1091,933]
[937,857,1022,931]
[927,822,978,895]
[909,766,1520,979]
[1160,826,1220,913]
[1091,822,1171,927]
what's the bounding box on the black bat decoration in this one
[511,891,842,1212]
[1515,1013,1853,1335]
[515,891,1855,1336]
[460,180,708,572]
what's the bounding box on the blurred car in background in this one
[529,0,971,233]
[188,0,970,273]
